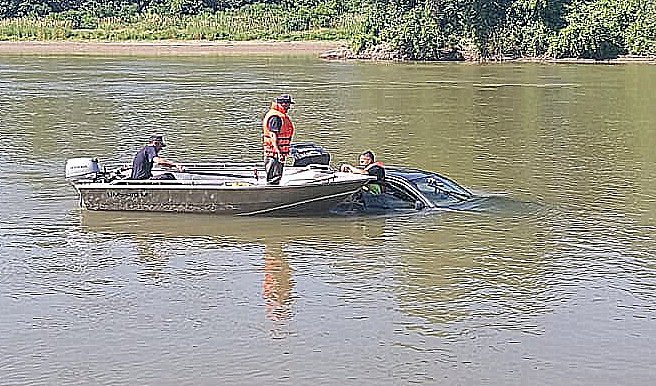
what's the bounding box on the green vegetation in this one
[0,6,359,41]
[0,2,360,41]
[1,0,655,60]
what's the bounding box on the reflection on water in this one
[1,56,655,385]
[262,243,293,325]
[134,238,171,284]
[91,212,300,333]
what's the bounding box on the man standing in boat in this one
[262,94,295,184]
[130,135,184,180]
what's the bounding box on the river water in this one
[0,55,655,385]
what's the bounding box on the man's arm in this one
[340,164,366,174]
[154,156,184,171]
[269,131,282,157]
[267,116,283,158]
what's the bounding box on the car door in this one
[382,175,433,210]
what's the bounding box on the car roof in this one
[385,165,473,197]
[385,166,433,181]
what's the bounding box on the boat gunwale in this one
[72,175,374,191]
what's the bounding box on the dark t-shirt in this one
[366,165,385,183]
[267,116,282,132]
[131,145,159,179]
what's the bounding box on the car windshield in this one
[407,173,472,204]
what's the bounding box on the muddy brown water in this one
[1,55,655,385]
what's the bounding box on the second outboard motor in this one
[289,142,331,167]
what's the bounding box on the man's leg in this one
[265,157,284,185]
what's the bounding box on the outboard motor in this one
[65,157,101,181]
[289,142,331,167]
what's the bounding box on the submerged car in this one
[332,166,475,214]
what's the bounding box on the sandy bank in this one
[0,40,346,56]
[2,41,653,64]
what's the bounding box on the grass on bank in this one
[0,6,362,41]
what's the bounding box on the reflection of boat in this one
[65,144,373,216]
[78,210,386,329]
[79,210,385,244]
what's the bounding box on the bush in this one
[1,0,656,60]
[547,0,645,59]
[624,1,656,55]
[394,6,446,60]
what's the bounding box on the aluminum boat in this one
[65,144,373,216]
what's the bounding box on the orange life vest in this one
[262,103,295,157]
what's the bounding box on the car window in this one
[366,182,417,210]
[384,182,415,202]
[412,175,471,204]
[414,177,452,200]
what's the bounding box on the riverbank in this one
[319,46,656,64]
[1,40,654,64]
[0,40,346,56]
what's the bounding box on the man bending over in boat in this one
[262,94,295,184]
[130,135,184,180]
[340,150,386,194]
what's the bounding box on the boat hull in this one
[75,179,366,216]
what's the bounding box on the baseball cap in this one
[148,135,166,147]
[274,94,295,104]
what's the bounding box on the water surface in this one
[1,55,655,385]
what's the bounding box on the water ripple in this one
[1,56,656,385]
